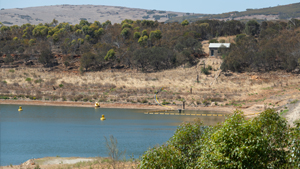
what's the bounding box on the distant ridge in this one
[1,3,299,26]
[166,2,300,23]
[0,4,189,26]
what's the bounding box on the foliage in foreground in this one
[139,109,300,168]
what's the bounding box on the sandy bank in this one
[0,99,235,113]
[0,157,138,169]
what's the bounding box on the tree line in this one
[221,19,300,72]
[1,18,300,72]
[0,19,244,72]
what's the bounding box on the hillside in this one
[166,2,300,23]
[0,4,187,26]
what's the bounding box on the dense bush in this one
[0,19,243,72]
[139,109,300,168]
[222,21,300,72]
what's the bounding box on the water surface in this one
[0,104,225,165]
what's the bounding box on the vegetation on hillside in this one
[140,109,300,168]
[1,17,300,73]
[167,3,300,23]
[0,19,245,72]
[221,19,300,72]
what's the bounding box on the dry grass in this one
[1,57,300,112]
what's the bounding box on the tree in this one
[79,20,90,27]
[133,32,141,39]
[181,19,189,26]
[80,52,96,71]
[245,20,260,36]
[38,48,53,67]
[198,109,289,168]
[51,19,58,26]
[104,49,115,61]
[102,20,112,28]
[139,145,184,169]
[120,28,130,39]
[149,30,162,40]
[94,28,104,37]
[142,30,148,37]
[140,109,297,168]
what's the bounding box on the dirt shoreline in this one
[0,157,138,169]
[0,99,235,113]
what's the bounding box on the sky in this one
[0,0,299,14]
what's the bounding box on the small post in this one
[196,74,199,83]
[190,88,192,94]
[182,101,186,110]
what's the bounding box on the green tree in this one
[51,19,58,26]
[32,26,49,36]
[94,28,104,37]
[120,28,130,39]
[79,20,90,26]
[142,30,148,37]
[52,33,59,43]
[104,49,115,61]
[121,23,132,29]
[29,39,36,46]
[102,20,111,28]
[197,109,288,168]
[149,30,162,40]
[139,145,184,169]
[245,20,260,36]
[181,19,189,26]
[133,32,141,39]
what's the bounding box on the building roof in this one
[209,43,230,48]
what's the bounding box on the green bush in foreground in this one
[139,109,300,168]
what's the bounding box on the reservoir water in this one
[0,104,226,166]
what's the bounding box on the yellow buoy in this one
[95,102,100,108]
[18,106,23,111]
[100,114,106,120]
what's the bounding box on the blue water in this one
[0,104,225,166]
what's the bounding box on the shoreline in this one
[0,99,234,113]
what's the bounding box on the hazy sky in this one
[0,0,299,14]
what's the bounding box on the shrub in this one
[201,67,210,75]
[59,84,63,88]
[209,39,218,43]
[140,109,298,168]
[291,99,298,104]
[0,95,10,99]
[104,49,115,61]
[162,100,170,105]
[181,19,189,26]
[207,65,212,70]
[34,79,43,83]
[139,145,184,169]
[64,61,70,67]
[25,78,32,82]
